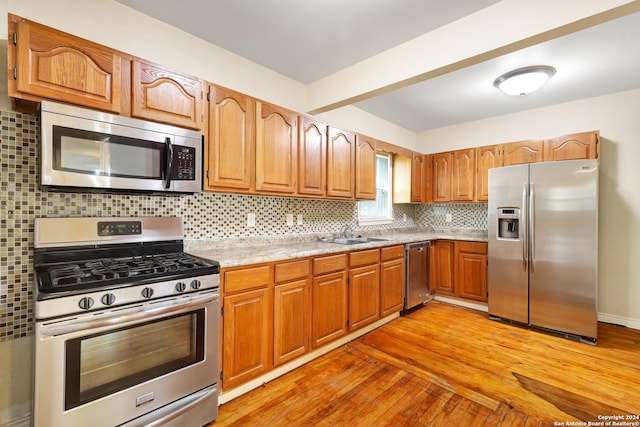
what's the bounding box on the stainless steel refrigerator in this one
[488,159,598,343]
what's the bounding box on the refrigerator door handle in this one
[529,182,535,273]
[522,183,528,271]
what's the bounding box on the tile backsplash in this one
[0,109,487,341]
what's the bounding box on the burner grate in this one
[38,252,218,292]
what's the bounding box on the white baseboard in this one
[433,295,488,312]
[598,312,640,330]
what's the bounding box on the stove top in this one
[37,252,219,294]
[33,217,221,319]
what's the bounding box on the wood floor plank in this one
[211,302,640,426]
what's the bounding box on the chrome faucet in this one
[339,224,354,239]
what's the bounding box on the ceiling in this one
[114,0,640,133]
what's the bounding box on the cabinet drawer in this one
[275,259,310,283]
[455,241,487,254]
[224,265,271,293]
[349,249,380,268]
[380,245,404,262]
[313,254,347,276]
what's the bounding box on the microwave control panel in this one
[172,146,196,180]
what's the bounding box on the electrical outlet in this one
[297,214,303,225]
[286,213,294,226]
[247,213,256,227]
[445,213,453,223]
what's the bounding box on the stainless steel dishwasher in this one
[404,241,431,309]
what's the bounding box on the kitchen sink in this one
[320,237,391,245]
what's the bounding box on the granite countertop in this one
[186,228,488,269]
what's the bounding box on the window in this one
[358,153,393,225]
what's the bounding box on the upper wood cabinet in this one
[423,154,433,204]
[255,102,298,194]
[451,148,476,202]
[432,152,452,202]
[8,14,123,113]
[205,85,255,192]
[544,131,599,161]
[503,140,544,166]
[298,116,327,197]
[327,127,355,198]
[411,152,426,203]
[476,144,503,202]
[355,134,377,200]
[131,60,203,130]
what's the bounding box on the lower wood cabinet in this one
[454,241,488,302]
[312,254,349,348]
[273,259,311,367]
[222,247,407,391]
[222,286,273,390]
[430,240,455,296]
[348,250,380,331]
[430,240,488,302]
[380,245,405,317]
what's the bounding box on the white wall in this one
[418,88,640,328]
[0,0,416,149]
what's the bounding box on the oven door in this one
[34,290,219,427]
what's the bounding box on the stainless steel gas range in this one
[33,217,220,427]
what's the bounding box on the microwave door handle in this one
[164,136,173,189]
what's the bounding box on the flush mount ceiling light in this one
[493,66,556,96]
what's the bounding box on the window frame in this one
[357,152,393,226]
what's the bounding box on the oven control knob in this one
[101,293,116,306]
[175,282,187,293]
[190,279,202,290]
[141,287,154,299]
[79,297,94,310]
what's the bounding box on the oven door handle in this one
[40,292,219,337]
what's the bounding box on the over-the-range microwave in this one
[40,101,203,193]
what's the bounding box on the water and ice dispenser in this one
[497,208,520,240]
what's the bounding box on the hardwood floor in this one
[211,302,640,426]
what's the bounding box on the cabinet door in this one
[423,154,433,204]
[503,140,543,166]
[543,131,599,161]
[454,241,488,302]
[348,264,380,332]
[451,149,476,202]
[274,279,311,366]
[430,241,455,296]
[355,135,377,200]
[255,102,298,193]
[222,288,273,390]
[206,85,254,191]
[312,271,348,348]
[476,145,503,202]
[327,127,355,198]
[380,258,405,317]
[10,14,122,113]
[298,116,327,196]
[131,60,203,129]
[432,152,452,202]
[411,152,425,203]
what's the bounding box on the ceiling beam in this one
[306,0,640,115]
